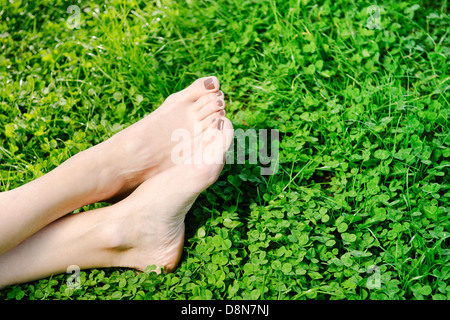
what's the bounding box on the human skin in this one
[0,77,233,288]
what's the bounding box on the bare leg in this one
[0,117,234,288]
[0,204,119,288]
[0,147,116,256]
[0,77,224,256]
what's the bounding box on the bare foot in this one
[0,116,233,288]
[107,116,234,272]
[89,76,226,201]
[0,77,232,287]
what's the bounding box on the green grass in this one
[0,0,449,300]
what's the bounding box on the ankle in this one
[76,143,126,203]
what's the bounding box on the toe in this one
[198,98,225,120]
[201,110,225,130]
[194,91,224,110]
[204,116,233,148]
[179,76,220,102]
[217,117,234,149]
[200,117,234,170]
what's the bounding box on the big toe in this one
[217,117,234,153]
[201,117,234,168]
[179,76,220,102]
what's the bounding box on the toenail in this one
[204,78,215,90]
[216,91,223,97]
[216,100,224,107]
[218,119,224,130]
[219,110,225,116]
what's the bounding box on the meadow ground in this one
[0,0,449,300]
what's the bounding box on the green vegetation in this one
[0,0,449,300]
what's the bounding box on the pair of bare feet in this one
[0,77,233,288]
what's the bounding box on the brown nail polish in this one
[218,119,224,130]
[219,110,225,116]
[204,78,215,90]
[216,91,223,97]
[216,100,224,107]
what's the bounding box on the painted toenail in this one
[218,119,224,130]
[216,100,224,107]
[216,91,223,97]
[204,78,215,90]
[219,110,225,116]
